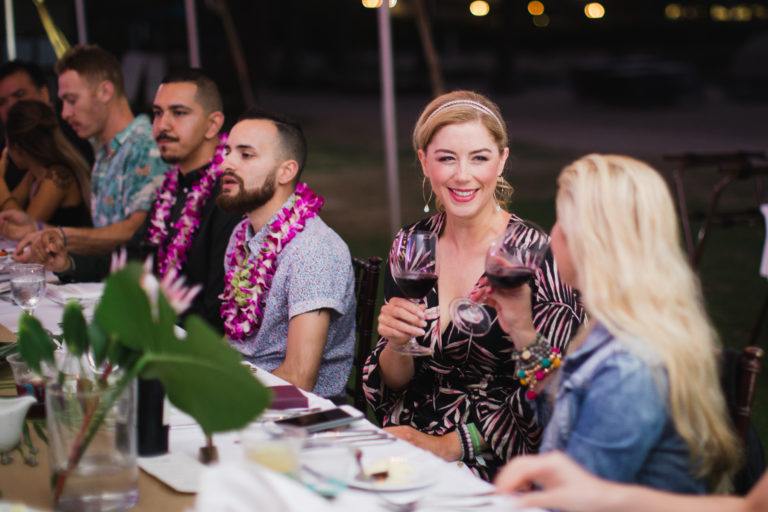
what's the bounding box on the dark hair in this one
[6,100,91,207]
[55,44,124,97]
[160,68,223,113]
[238,109,308,179]
[0,60,47,89]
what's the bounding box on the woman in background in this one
[0,100,91,227]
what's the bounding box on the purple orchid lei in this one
[220,182,324,341]
[147,134,228,278]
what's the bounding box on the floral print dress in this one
[362,212,585,481]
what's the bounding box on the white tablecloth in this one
[0,278,537,512]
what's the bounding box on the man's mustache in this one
[222,172,244,186]
[156,133,179,143]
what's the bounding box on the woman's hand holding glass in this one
[473,278,538,350]
[377,298,428,350]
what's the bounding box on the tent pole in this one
[378,2,401,235]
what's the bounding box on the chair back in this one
[720,345,765,494]
[347,256,383,412]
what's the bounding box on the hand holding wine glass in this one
[452,220,548,339]
[388,230,438,357]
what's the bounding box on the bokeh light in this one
[527,1,545,16]
[584,2,605,19]
[361,0,397,8]
[533,14,550,27]
[469,0,490,16]
[664,4,682,19]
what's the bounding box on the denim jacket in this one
[539,323,707,494]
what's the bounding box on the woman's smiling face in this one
[419,120,508,220]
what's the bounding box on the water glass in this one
[241,423,307,476]
[46,380,138,512]
[7,352,51,419]
[9,263,46,314]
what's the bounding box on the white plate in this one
[345,456,438,492]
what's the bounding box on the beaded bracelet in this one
[512,335,562,400]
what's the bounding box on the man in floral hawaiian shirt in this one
[0,45,167,255]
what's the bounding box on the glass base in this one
[56,488,139,512]
[390,339,433,357]
[450,299,492,337]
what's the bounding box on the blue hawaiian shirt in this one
[90,114,167,227]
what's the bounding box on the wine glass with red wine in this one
[450,220,548,336]
[485,221,548,291]
[389,230,438,356]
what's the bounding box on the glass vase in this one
[46,380,138,512]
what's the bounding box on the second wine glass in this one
[389,230,438,357]
[451,220,549,337]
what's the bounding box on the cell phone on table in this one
[275,405,363,433]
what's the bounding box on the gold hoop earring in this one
[422,176,433,213]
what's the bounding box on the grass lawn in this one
[308,135,768,453]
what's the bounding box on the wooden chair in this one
[346,256,383,413]
[720,345,765,494]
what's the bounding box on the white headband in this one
[424,99,504,130]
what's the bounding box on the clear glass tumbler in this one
[46,380,138,512]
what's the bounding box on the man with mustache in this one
[25,69,241,331]
[0,45,167,251]
[217,111,355,398]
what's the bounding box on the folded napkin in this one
[270,385,309,410]
[46,282,104,304]
[194,462,335,512]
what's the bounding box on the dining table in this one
[0,277,535,512]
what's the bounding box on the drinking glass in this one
[47,380,138,512]
[389,230,438,357]
[451,221,549,336]
[241,423,307,476]
[7,352,49,419]
[485,220,549,290]
[9,263,46,315]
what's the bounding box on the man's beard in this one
[216,169,277,215]
[156,133,182,164]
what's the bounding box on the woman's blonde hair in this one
[412,90,513,209]
[555,154,740,492]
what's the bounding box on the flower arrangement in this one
[16,256,270,504]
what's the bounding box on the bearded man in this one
[217,110,355,399]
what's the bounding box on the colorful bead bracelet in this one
[512,335,562,400]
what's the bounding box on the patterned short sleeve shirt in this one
[90,114,167,227]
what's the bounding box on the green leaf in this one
[94,263,157,352]
[62,301,88,356]
[17,314,55,374]
[88,323,108,366]
[140,315,270,434]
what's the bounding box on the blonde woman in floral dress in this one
[362,91,585,480]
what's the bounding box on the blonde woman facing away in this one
[362,91,585,480]
[481,154,740,492]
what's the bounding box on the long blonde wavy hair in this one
[555,154,740,492]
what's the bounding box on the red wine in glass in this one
[389,230,438,357]
[16,378,46,418]
[394,271,439,299]
[485,257,534,289]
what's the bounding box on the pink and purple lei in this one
[147,134,228,278]
[220,182,324,341]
